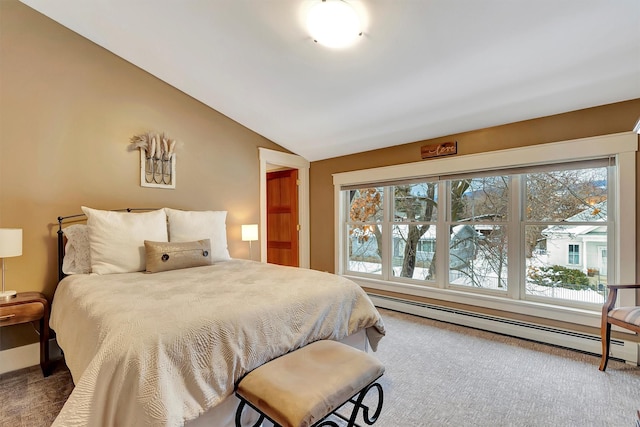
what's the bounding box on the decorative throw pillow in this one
[82,207,168,274]
[164,208,231,262]
[144,239,212,273]
[61,224,92,275]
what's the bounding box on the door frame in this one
[259,148,310,268]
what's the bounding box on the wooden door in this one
[266,169,299,267]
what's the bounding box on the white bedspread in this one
[50,260,385,427]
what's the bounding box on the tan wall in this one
[0,1,286,349]
[310,99,640,274]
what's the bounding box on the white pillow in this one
[82,207,168,274]
[164,208,231,262]
[61,224,92,275]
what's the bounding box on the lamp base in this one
[0,290,17,301]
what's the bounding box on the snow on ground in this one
[347,261,606,304]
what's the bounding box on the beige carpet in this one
[0,360,72,426]
[370,309,640,427]
[1,308,638,426]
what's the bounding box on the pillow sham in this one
[164,208,231,262]
[144,239,212,273]
[61,224,92,275]
[82,207,168,274]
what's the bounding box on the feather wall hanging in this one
[130,132,177,189]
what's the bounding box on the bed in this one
[50,207,385,427]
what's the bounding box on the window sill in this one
[344,274,603,328]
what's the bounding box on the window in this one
[346,187,384,275]
[343,164,609,306]
[392,182,437,280]
[335,133,636,320]
[568,244,580,265]
[449,176,509,290]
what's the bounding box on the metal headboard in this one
[56,208,159,282]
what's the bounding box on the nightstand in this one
[0,292,50,376]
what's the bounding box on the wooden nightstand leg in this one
[40,305,51,377]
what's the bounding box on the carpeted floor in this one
[0,359,72,426]
[372,309,640,427]
[1,307,639,426]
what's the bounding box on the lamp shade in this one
[241,224,259,242]
[0,228,22,257]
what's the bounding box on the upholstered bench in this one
[235,340,385,427]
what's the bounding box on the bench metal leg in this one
[235,398,266,427]
[236,380,384,427]
[319,381,384,427]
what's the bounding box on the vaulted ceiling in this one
[20,0,640,161]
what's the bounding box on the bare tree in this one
[349,188,383,262]
[394,183,437,278]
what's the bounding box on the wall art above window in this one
[129,132,177,189]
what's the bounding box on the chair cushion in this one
[236,340,384,427]
[609,306,640,327]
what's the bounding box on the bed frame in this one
[56,208,158,282]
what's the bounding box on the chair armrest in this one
[606,284,640,290]
[602,284,640,316]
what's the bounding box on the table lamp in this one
[241,224,258,261]
[0,228,22,300]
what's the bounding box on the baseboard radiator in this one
[368,293,639,366]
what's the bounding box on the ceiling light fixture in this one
[307,0,362,48]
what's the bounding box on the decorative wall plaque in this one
[420,141,457,159]
[130,132,177,189]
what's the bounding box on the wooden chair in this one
[599,284,640,371]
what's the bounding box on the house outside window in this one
[334,133,636,324]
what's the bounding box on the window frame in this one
[333,132,637,328]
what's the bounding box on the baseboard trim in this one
[0,339,62,375]
[0,343,39,375]
[369,293,639,366]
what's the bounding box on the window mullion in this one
[438,180,449,289]
[339,190,346,275]
[509,175,522,300]
[607,161,616,288]
[381,186,392,281]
